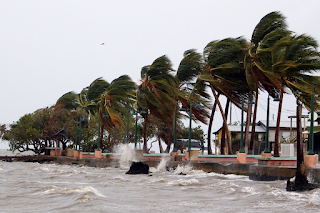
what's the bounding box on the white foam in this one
[173,164,193,175]
[308,189,320,206]
[34,185,105,198]
[168,178,199,186]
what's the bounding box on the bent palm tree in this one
[174,49,210,153]
[137,55,178,153]
[200,37,251,154]
[269,34,320,156]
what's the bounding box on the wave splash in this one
[114,144,136,169]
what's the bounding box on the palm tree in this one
[100,75,136,130]
[56,76,136,150]
[174,49,210,153]
[245,11,291,154]
[268,34,320,156]
[200,37,251,154]
[137,55,178,153]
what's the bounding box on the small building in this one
[213,118,308,155]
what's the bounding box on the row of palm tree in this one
[55,11,320,155]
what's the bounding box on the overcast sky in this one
[1,0,320,149]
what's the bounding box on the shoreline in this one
[2,155,320,183]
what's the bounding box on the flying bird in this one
[101,43,105,45]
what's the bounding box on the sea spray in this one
[114,144,136,169]
[173,164,193,175]
[149,158,168,173]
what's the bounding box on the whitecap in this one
[33,185,106,198]
[168,178,199,186]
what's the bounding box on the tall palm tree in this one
[174,49,210,153]
[137,55,178,153]
[245,11,291,154]
[200,37,251,154]
[100,75,136,130]
[268,34,320,156]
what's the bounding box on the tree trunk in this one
[207,95,219,155]
[274,88,283,157]
[143,113,148,153]
[221,126,226,155]
[158,137,164,153]
[165,108,176,153]
[249,92,258,154]
[210,85,232,154]
[223,99,230,154]
[295,103,308,185]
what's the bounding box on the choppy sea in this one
[0,148,320,213]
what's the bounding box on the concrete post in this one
[189,150,199,161]
[237,152,247,164]
[95,150,102,159]
[78,151,83,159]
[73,150,78,158]
[304,155,317,168]
[135,149,143,161]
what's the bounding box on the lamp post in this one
[75,117,79,150]
[97,115,101,151]
[264,96,270,153]
[239,101,245,153]
[132,109,147,149]
[180,102,202,153]
[97,113,108,151]
[308,84,320,155]
[126,109,130,144]
[133,111,138,149]
[78,116,82,151]
[172,105,177,152]
[264,91,280,154]
[188,102,193,153]
[239,98,255,153]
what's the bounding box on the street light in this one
[264,92,280,154]
[97,113,108,151]
[309,84,320,155]
[78,115,88,152]
[126,109,130,144]
[239,98,255,153]
[180,102,202,153]
[133,111,138,149]
[133,109,147,149]
[172,105,178,152]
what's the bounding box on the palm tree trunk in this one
[210,85,232,154]
[221,125,226,155]
[207,95,219,155]
[166,108,176,153]
[295,103,308,185]
[158,137,164,153]
[223,99,230,153]
[274,88,284,157]
[143,113,148,153]
[249,92,258,154]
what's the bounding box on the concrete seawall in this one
[2,155,320,183]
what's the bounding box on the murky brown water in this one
[0,149,320,213]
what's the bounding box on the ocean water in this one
[0,148,320,213]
